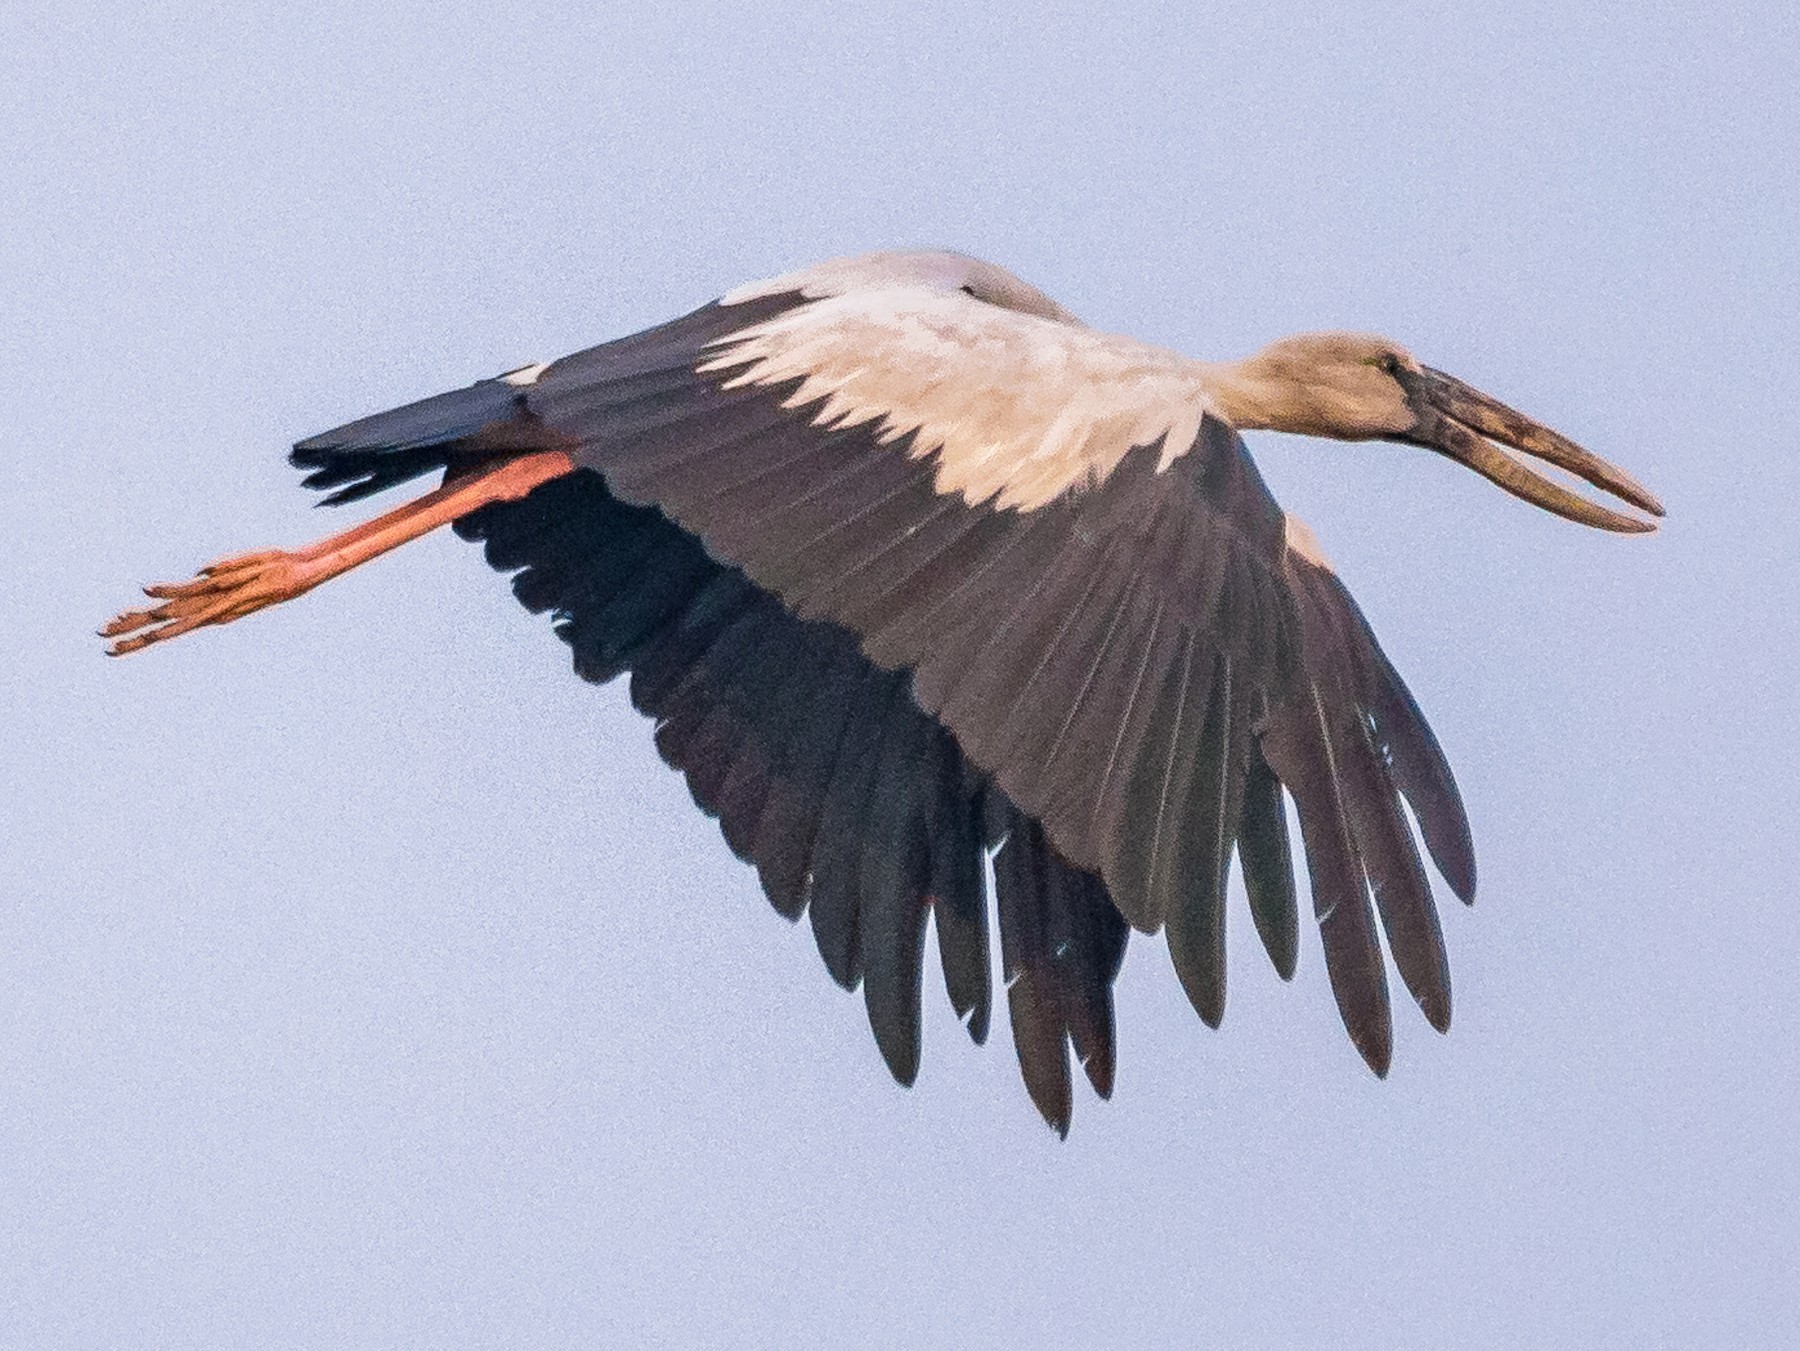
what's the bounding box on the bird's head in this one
[1226,332,1664,533]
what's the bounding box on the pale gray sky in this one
[4,2,1797,1346]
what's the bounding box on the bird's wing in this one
[292,272,1476,1116]
[527,280,1474,1070]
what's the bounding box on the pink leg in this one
[102,451,576,656]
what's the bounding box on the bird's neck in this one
[1190,358,1288,433]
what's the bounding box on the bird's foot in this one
[100,451,577,658]
[101,549,319,655]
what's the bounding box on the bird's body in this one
[105,250,1662,1133]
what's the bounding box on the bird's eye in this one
[1380,354,1402,376]
[958,284,979,299]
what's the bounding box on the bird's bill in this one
[1401,367,1664,533]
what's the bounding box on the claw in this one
[100,608,156,637]
[200,550,285,577]
[144,571,240,600]
[103,552,314,656]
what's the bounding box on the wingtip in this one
[874,1033,921,1089]
[1025,1080,1074,1139]
[1419,989,1453,1035]
[1444,851,1477,907]
[1080,1051,1115,1101]
[1175,967,1227,1030]
[1257,915,1298,981]
[1355,1028,1393,1079]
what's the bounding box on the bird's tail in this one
[288,367,555,506]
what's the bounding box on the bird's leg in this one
[101,450,576,655]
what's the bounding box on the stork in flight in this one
[104,251,1662,1134]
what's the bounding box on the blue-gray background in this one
[5,2,1796,1346]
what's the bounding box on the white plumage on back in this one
[698,283,1215,511]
